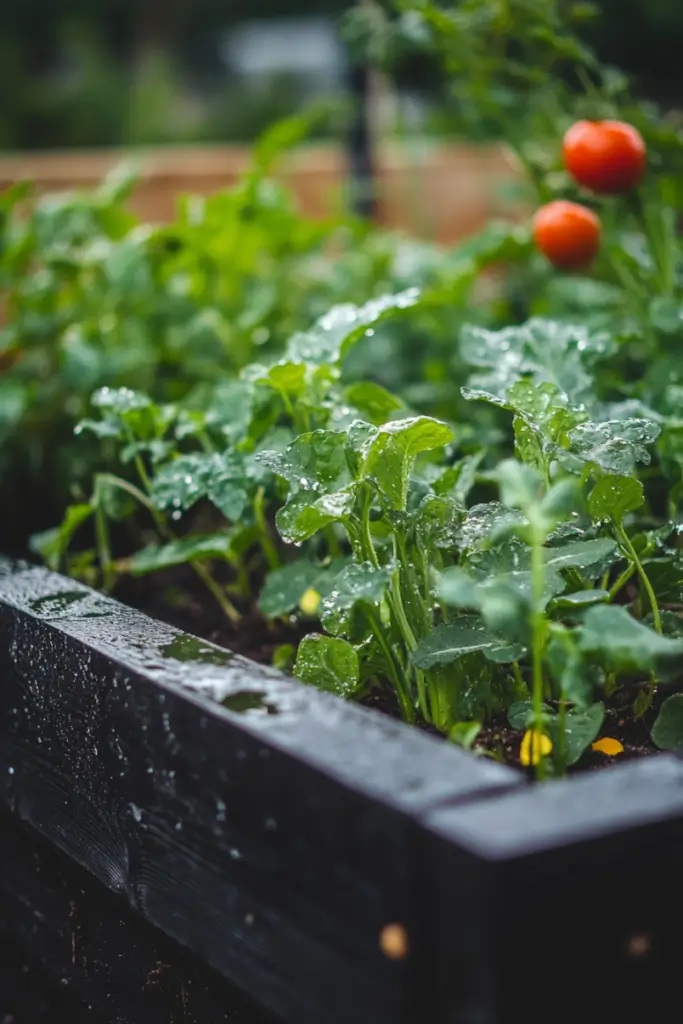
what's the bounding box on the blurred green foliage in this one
[1,0,683,150]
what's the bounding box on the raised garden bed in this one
[2,558,683,1024]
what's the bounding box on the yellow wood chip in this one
[591,736,624,756]
[520,729,552,766]
[299,588,321,616]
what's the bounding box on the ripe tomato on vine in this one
[563,120,646,195]
[532,200,601,270]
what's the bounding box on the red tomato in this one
[532,200,601,270]
[563,120,646,194]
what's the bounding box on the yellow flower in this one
[299,588,321,616]
[591,736,624,756]
[520,729,553,766]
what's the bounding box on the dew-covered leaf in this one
[412,617,523,669]
[567,419,660,476]
[457,502,526,548]
[286,289,421,367]
[544,537,618,574]
[275,486,356,543]
[258,556,351,618]
[321,561,393,617]
[415,494,463,549]
[129,533,236,575]
[460,318,614,407]
[256,429,350,494]
[294,634,360,696]
[360,415,455,510]
[151,451,249,521]
[587,475,644,520]
[550,588,610,610]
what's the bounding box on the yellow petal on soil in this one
[379,923,409,961]
[520,729,553,767]
[299,587,321,616]
[591,736,624,756]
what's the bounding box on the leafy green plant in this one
[24,0,683,776]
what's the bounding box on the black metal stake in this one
[347,60,377,220]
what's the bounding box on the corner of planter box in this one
[416,754,683,1024]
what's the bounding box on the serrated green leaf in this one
[294,634,360,696]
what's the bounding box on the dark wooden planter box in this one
[1,558,682,1023]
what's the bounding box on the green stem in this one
[100,473,242,625]
[614,521,662,633]
[254,487,280,571]
[530,525,548,781]
[325,525,342,559]
[512,660,527,698]
[358,490,380,569]
[608,561,637,601]
[94,479,115,592]
[556,697,568,777]
[368,609,414,724]
[191,559,241,625]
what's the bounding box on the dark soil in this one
[118,566,664,775]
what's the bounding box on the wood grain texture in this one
[0,808,276,1024]
[0,560,519,1024]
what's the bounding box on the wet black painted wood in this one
[0,560,518,1024]
[0,808,276,1024]
[420,756,683,1024]
[3,560,683,1023]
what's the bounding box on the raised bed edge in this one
[2,558,683,1024]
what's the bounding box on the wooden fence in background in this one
[0,143,521,244]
